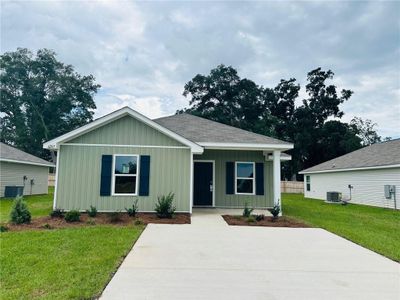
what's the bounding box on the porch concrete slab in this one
[101,211,399,300]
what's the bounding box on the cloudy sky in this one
[1,1,399,138]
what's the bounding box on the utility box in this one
[4,186,24,198]
[384,185,395,199]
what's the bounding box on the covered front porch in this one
[190,148,289,214]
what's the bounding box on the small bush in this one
[125,199,139,217]
[42,223,52,229]
[255,214,265,222]
[109,211,122,223]
[134,219,143,226]
[242,203,254,218]
[86,205,97,217]
[10,196,31,224]
[0,225,9,232]
[268,201,281,219]
[155,192,176,218]
[50,209,64,218]
[246,216,256,223]
[86,218,96,225]
[64,210,81,222]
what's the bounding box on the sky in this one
[1,0,399,138]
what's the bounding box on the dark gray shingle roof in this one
[300,139,400,173]
[0,143,54,166]
[154,113,291,145]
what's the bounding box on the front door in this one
[193,161,213,206]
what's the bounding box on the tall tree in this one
[0,48,100,161]
[350,117,381,146]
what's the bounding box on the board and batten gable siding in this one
[67,115,185,147]
[304,167,400,209]
[0,161,49,197]
[194,150,274,208]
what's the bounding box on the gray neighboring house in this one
[43,107,293,213]
[0,142,54,197]
[300,139,400,209]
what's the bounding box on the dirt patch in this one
[222,215,310,228]
[3,212,190,231]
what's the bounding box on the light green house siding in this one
[0,161,49,197]
[194,150,274,208]
[56,116,191,212]
[68,115,184,146]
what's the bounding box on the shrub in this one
[255,214,265,222]
[242,203,254,218]
[42,223,52,229]
[64,210,81,222]
[125,199,139,217]
[86,218,96,225]
[50,209,64,218]
[109,211,122,223]
[134,219,143,226]
[0,225,9,232]
[246,216,256,223]
[268,201,281,220]
[86,205,97,217]
[10,196,31,224]
[155,192,176,218]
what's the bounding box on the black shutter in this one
[100,155,112,196]
[226,162,234,194]
[139,155,150,196]
[255,162,264,195]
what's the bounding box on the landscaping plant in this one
[50,208,64,218]
[268,201,281,220]
[64,210,81,222]
[125,199,139,217]
[10,196,31,224]
[155,192,176,218]
[109,212,122,223]
[0,225,9,232]
[255,214,265,221]
[242,203,254,218]
[86,205,97,217]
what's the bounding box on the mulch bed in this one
[2,212,190,231]
[222,215,310,228]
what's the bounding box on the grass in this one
[282,193,400,261]
[0,225,143,299]
[0,187,54,223]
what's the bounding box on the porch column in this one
[272,150,282,215]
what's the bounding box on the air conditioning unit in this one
[327,191,342,203]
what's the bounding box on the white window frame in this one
[111,154,140,196]
[235,161,256,195]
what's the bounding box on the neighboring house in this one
[299,139,400,209]
[43,107,293,213]
[0,142,54,197]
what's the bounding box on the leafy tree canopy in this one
[0,48,100,161]
[181,65,382,179]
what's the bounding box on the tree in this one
[0,48,100,161]
[350,117,381,146]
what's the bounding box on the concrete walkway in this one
[101,209,399,300]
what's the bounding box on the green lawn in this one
[282,193,400,261]
[0,225,143,299]
[0,187,54,223]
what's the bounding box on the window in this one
[235,162,255,195]
[306,175,311,191]
[112,155,139,195]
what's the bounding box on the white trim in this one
[62,143,189,149]
[299,164,400,174]
[43,106,204,154]
[272,150,282,215]
[0,158,54,168]
[199,142,293,151]
[111,154,140,196]
[234,161,256,196]
[53,149,60,210]
[193,160,215,207]
[189,153,194,213]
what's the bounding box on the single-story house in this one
[0,142,54,197]
[43,107,293,213]
[299,139,400,209]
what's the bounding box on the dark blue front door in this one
[193,162,213,206]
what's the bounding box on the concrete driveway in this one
[101,209,399,300]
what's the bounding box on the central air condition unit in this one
[326,191,342,203]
